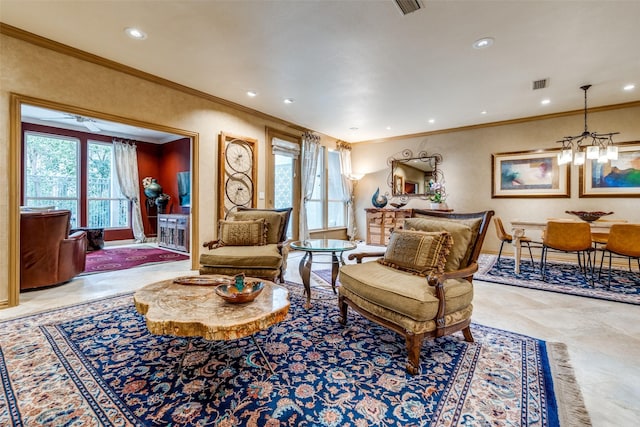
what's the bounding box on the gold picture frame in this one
[579,141,640,198]
[492,149,570,198]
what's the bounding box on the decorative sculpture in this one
[371,188,388,208]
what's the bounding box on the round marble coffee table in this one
[134,275,290,375]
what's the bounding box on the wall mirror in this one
[390,152,441,197]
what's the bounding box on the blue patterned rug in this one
[475,254,640,305]
[0,282,589,426]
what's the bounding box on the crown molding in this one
[0,23,307,133]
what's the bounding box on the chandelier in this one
[556,84,619,166]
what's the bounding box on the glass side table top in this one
[290,239,357,252]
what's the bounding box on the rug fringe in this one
[546,342,592,427]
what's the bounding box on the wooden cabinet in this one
[158,214,190,253]
[365,208,413,245]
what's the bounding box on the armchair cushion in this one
[377,229,452,276]
[200,244,283,269]
[229,209,288,244]
[217,218,267,247]
[339,261,473,322]
[403,217,478,271]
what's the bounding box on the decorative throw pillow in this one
[408,215,482,269]
[217,219,267,247]
[377,229,453,276]
[230,210,287,244]
[403,217,474,271]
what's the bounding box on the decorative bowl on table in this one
[565,210,614,222]
[215,280,265,304]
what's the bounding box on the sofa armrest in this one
[58,231,87,280]
[348,251,385,264]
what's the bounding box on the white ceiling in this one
[2,0,639,143]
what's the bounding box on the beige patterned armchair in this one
[338,210,494,374]
[199,207,292,283]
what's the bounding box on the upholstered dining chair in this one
[199,207,292,283]
[590,219,628,267]
[599,223,640,289]
[493,217,538,267]
[338,210,494,375]
[540,221,594,284]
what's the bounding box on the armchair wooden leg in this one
[462,326,474,342]
[338,295,348,325]
[405,332,422,375]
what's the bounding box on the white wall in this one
[351,106,640,251]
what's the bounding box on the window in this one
[24,132,80,226]
[23,131,129,229]
[307,147,347,230]
[87,141,129,228]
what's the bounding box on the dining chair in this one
[541,221,594,284]
[493,217,538,267]
[599,223,640,289]
[591,219,628,267]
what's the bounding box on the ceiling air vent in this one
[394,0,423,15]
[532,78,549,90]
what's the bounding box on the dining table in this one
[510,219,617,274]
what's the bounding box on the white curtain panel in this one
[338,147,356,240]
[113,139,146,242]
[299,132,320,241]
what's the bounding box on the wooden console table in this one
[365,208,455,245]
[158,214,190,253]
[365,208,413,245]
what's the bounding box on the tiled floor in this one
[2,244,639,426]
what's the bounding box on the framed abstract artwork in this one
[492,149,570,198]
[579,141,640,197]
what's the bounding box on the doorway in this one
[266,128,301,240]
[8,94,199,306]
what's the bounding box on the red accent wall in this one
[21,122,190,240]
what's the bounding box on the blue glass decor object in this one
[371,188,388,208]
[234,273,245,291]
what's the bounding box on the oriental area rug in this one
[475,254,640,306]
[0,282,590,427]
[83,245,189,274]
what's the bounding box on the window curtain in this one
[113,139,146,242]
[299,132,320,241]
[336,141,356,240]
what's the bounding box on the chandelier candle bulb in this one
[586,145,600,159]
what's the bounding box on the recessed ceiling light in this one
[428,119,435,124]
[480,110,488,115]
[247,90,258,97]
[386,126,392,130]
[349,127,359,131]
[472,37,494,49]
[541,99,551,105]
[283,98,295,104]
[124,27,147,40]
[623,84,635,91]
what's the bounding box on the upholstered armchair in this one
[199,207,293,283]
[338,210,494,374]
[20,209,87,290]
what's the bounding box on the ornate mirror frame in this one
[388,150,443,198]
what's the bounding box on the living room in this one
[1,2,640,426]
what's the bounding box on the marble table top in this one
[134,275,290,341]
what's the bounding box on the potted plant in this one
[428,180,447,210]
